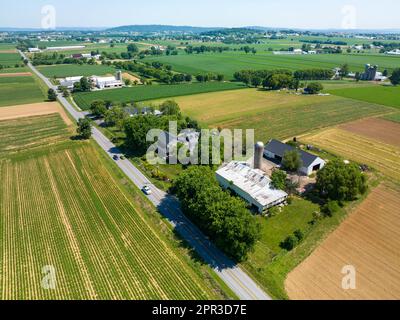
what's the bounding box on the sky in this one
[1,0,399,30]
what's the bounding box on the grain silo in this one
[254,142,264,170]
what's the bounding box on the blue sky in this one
[1,0,399,29]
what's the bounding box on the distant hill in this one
[106,25,221,34]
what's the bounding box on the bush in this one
[280,235,298,251]
[322,200,340,217]
[293,229,304,242]
[271,170,287,190]
[304,82,324,94]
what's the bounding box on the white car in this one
[142,186,152,195]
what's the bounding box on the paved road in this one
[21,51,272,300]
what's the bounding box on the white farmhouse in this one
[216,161,288,213]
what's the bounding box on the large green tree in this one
[47,88,57,101]
[77,118,92,139]
[90,100,108,118]
[390,68,400,85]
[282,150,303,172]
[316,159,368,201]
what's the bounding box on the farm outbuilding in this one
[216,161,288,213]
[264,139,326,176]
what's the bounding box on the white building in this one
[46,45,86,51]
[59,76,83,89]
[264,139,326,176]
[90,71,123,89]
[28,47,41,53]
[216,161,288,213]
[386,49,400,56]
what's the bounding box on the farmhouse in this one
[216,161,288,213]
[264,139,326,176]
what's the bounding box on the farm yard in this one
[302,128,400,181]
[0,75,45,107]
[328,85,400,109]
[0,114,221,300]
[151,89,393,142]
[285,184,400,300]
[144,51,400,80]
[73,81,246,110]
[36,64,116,78]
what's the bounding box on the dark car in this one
[113,155,119,161]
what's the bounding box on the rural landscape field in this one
[1,0,400,305]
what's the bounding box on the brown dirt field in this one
[0,102,72,125]
[122,72,142,84]
[0,72,32,78]
[0,50,17,53]
[340,118,400,148]
[285,185,400,300]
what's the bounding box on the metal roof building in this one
[216,161,288,213]
[264,139,326,176]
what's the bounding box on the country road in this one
[21,51,272,301]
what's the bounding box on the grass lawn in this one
[73,81,246,110]
[328,85,400,109]
[0,75,45,107]
[36,64,116,78]
[151,88,393,142]
[144,51,400,80]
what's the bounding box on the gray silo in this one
[116,70,122,81]
[254,142,264,170]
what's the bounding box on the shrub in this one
[322,200,340,217]
[280,235,298,251]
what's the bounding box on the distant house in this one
[216,161,288,213]
[59,76,83,89]
[264,139,326,176]
[28,47,41,53]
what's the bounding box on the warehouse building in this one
[216,161,288,213]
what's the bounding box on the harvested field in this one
[339,117,400,148]
[0,72,32,77]
[302,128,400,181]
[0,50,17,53]
[285,185,400,300]
[0,102,72,125]
[122,72,142,84]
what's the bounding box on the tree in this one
[80,77,91,91]
[104,107,127,130]
[90,100,107,118]
[389,68,400,86]
[304,82,323,94]
[280,235,298,251]
[124,79,131,86]
[271,170,287,190]
[316,159,368,202]
[263,74,294,90]
[47,89,57,101]
[282,150,303,172]
[77,118,92,139]
[172,166,261,262]
[216,74,224,82]
[159,100,181,116]
[251,76,262,88]
[127,44,139,53]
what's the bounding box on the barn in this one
[264,139,326,176]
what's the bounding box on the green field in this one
[73,82,246,110]
[145,51,400,79]
[0,114,70,156]
[328,85,400,109]
[0,114,220,300]
[0,52,22,67]
[0,76,45,107]
[383,112,400,123]
[151,88,394,142]
[37,64,116,78]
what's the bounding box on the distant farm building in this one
[216,161,288,213]
[60,76,83,89]
[46,45,86,51]
[264,139,326,176]
[28,47,41,53]
[360,64,387,81]
[386,49,400,56]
